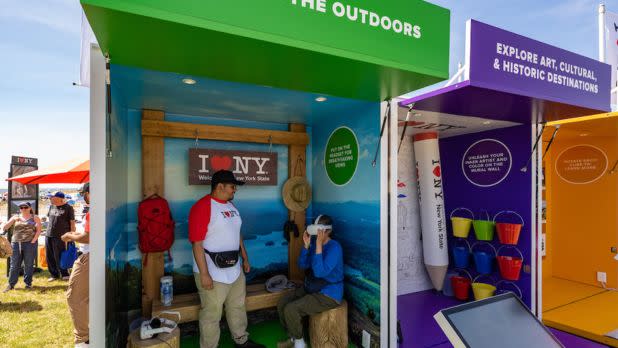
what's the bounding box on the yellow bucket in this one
[472,275,496,300]
[450,208,474,238]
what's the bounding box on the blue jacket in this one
[298,239,344,302]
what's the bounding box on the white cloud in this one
[359,149,370,160]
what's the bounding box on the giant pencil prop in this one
[413,132,448,291]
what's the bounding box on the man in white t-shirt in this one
[61,182,91,348]
[189,170,265,348]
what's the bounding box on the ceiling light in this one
[315,97,327,102]
[413,113,422,117]
[182,78,196,85]
[579,133,589,137]
[482,120,492,125]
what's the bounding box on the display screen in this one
[437,293,563,348]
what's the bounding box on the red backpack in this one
[138,194,175,263]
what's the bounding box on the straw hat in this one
[282,176,312,212]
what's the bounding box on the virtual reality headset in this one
[306,215,332,235]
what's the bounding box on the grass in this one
[0,258,74,348]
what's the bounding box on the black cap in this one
[80,182,90,195]
[212,170,245,186]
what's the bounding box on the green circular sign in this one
[324,127,359,186]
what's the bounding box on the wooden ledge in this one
[153,283,296,323]
[142,120,309,146]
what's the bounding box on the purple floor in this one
[397,291,609,348]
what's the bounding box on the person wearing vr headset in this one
[60,182,91,347]
[189,170,265,348]
[277,214,344,348]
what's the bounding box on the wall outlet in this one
[597,271,607,283]
[362,330,371,348]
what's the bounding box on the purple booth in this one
[392,20,610,348]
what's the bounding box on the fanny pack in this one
[205,248,240,268]
[304,269,341,294]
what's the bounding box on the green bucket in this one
[473,211,495,241]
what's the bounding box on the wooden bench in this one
[152,283,295,323]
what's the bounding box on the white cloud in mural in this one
[359,149,370,159]
[358,134,379,147]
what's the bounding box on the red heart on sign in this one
[433,166,441,177]
[211,156,232,171]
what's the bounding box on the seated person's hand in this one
[243,260,251,273]
[303,230,310,249]
[60,233,71,242]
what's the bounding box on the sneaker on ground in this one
[235,339,266,348]
[62,276,70,281]
[2,286,13,293]
[24,285,32,290]
[47,277,57,282]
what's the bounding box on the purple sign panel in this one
[468,20,611,111]
[462,139,512,187]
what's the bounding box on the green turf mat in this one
[180,320,288,348]
[180,319,357,348]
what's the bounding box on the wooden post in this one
[288,123,307,281]
[142,109,165,318]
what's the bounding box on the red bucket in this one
[497,246,523,281]
[451,275,471,301]
[494,211,524,245]
[496,223,522,245]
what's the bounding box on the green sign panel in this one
[325,127,359,186]
[82,0,450,100]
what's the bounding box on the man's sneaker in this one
[62,276,70,281]
[276,339,294,348]
[24,285,32,290]
[2,286,13,293]
[47,277,58,282]
[235,339,266,348]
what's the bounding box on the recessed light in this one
[579,133,589,137]
[482,120,492,125]
[315,97,327,102]
[182,78,196,85]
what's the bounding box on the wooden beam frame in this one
[142,119,309,145]
[140,112,309,317]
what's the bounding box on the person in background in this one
[277,215,344,348]
[46,191,75,281]
[2,202,42,292]
[61,183,91,348]
[189,170,265,348]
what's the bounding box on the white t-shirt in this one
[189,195,242,284]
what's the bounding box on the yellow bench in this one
[152,283,295,323]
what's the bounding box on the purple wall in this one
[440,125,533,307]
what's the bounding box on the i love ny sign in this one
[189,148,278,186]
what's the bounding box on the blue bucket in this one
[452,240,471,269]
[472,242,497,274]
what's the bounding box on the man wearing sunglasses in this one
[189,170,265,348]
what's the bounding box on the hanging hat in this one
[282,176,312,212]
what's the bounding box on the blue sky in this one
[0,0,608,182]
